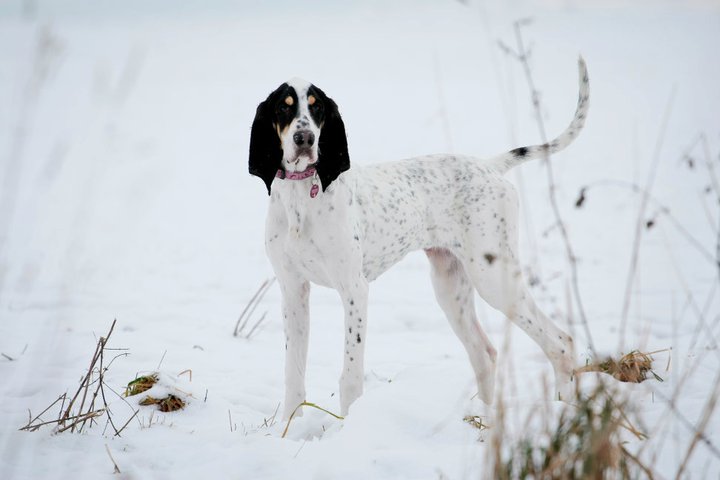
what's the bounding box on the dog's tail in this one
[487,56,589,173]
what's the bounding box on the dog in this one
[249,58,589,419]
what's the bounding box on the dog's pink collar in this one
[276,167,316,180]
[275,167,320,198]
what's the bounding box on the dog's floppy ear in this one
[315,91,350,191]
[249,94,283,195]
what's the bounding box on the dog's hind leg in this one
[463,251,576,401]
[426,248,497,405]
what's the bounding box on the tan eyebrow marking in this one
[308,95,316,106]
[285,96,294,106]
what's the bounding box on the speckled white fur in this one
[266,59,590,419]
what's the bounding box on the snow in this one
[1,0,719,478]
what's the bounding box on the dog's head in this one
[249,78,349,195]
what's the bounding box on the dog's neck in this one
[271,170,352,239]
[272,172,327,238]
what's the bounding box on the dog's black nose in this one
[293,130,315,147]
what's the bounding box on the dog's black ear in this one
[316,93,350,191]
[249,96,282,195]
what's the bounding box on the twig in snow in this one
[234,277,275,337]
[20,394,67,432]
[245,311,269,340]
[19,319,138,435]
[264,403,281,428]
[105,444,121,474]
[228,409,236,432]
[156,350,167,370]
[115,409,139,437]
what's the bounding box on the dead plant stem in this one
[619,87,677,352]
[675,369,720,478]
[511,22,595,353]
[104,444,121,474]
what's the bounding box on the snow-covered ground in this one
[1,0,719,478]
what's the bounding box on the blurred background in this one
[1,0,719,477]
[0,0,718,323]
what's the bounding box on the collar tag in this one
[310,171,320,198]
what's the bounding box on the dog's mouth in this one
[284,149,317,172]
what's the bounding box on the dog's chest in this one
[266,180,360,287]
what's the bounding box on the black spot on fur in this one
[511,146,528,158]
[484,253,497,265]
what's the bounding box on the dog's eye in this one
[278,102,293,114]
[309,101,323,113]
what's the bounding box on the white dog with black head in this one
[249,59,589,420]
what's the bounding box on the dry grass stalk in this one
[497,25,720,477]
[105,444,121,474]
[577,350,665,384]
[281,401,344,439]
[617,87,676,353]
[19,319,137,436]
[493,385,650,479]
[675,369,720,479]
[234,277,275,337]
[499,20,595,355]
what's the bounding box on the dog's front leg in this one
[279,277,311,420]
[338,276,369,416]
